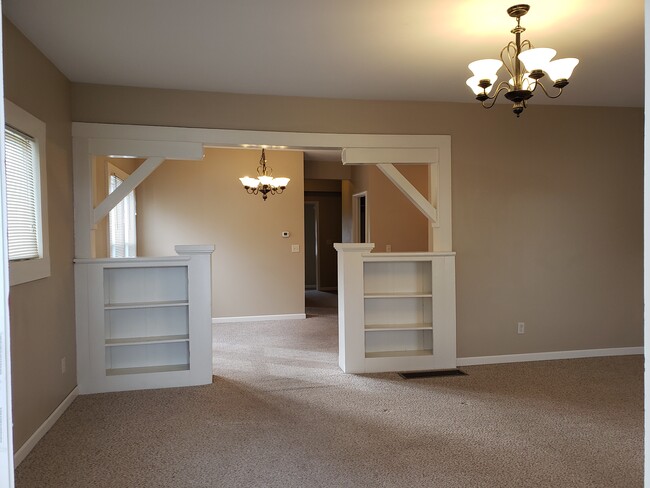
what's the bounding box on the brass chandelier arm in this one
[500,42,517,80]
[480,82,512,109]
[535,81,564,99]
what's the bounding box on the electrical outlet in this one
[61,357,66,374]
[517,322,525,334]
[291,244,300,253]
[386,244,392,252]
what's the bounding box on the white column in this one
[334,243,374,373]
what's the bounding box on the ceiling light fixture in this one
[466,4,579,117]
[239,148,290,201]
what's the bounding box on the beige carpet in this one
[15,291,643,487]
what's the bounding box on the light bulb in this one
[508,73,537,91]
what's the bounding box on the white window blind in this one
[108,173,137,258]
[4,126,39,261]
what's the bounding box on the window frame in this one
[106,162,137,258]
[5,100,49,286]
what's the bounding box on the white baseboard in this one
[14,386,79,467]
[213,313,307,324]
[457,346,643,367]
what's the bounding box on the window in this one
[4,100,49,285]
[107,164,136,258]
[5,127,39,260]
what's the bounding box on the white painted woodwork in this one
[341,147,439,165]
[376,163,438,223]
[73,138,95,258]
[72,124,453,261]
[433,139,452,252]
[334,244,456,373]
[88,138,204,160]
[74,245,214,393]
[93,157,164,224]
[72,123,450,152]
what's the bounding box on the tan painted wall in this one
[3,18,75,450]
[71,83,643,358]
[304,160,351,180]
[136,148,305,318]
[351,165,429,252]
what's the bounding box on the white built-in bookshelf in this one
[75,245,214,393]
[335,244,456,373]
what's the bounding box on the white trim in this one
[14,386,79,467]
[95,157,161,224]
[341,147,440,164]
[457,347,643,366]
[212,314,306,324]
[72,123,450,151]
[88,139,203,160]
[376,163,438,223]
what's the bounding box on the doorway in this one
[304,201,319,290]
[352,191,368,243]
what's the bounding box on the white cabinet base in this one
[334,244,457,374]
[75,245,215,394]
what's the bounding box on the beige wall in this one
[4,18,75,450]
[351,165,429,252]
[71,83,643,358]
[136,148,305,318]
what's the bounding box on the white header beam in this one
[341,147,439,165]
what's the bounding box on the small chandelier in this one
[239,148,290,201]
[466,4,579,117]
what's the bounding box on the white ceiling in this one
[2,0,644,108]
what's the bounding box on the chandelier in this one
[466,4,579,117]
[239,148,290,201]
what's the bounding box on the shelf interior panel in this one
[365,349,433,358]
[365,329,433,356]
[104,300,189,310]
[105,341,189,372]
[365,323,432,332]
[106,364,190,376]
[363,260,432,295]
[364,292,432,299]
[104,266,188,305]
[105,334,190,346]
[364,297,432,327]
[105,306,189,341]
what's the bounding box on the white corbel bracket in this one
[342,147,439,225]
[91,139,204,225]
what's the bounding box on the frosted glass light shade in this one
[508,73,537,91]
[239,176,259,188]
[545,58,579,81]
[272,177,290,188]
[468,59,503,79]
[466,75,498,95]
[518,48,556,72]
